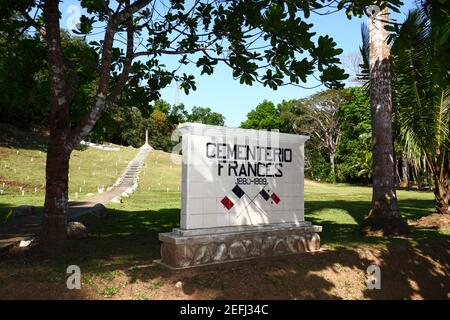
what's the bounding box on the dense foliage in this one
[0,31,98,126]
[241,100,288,130]
[240,87,371,183]
[92,100,226,150]
[335,87,372,183]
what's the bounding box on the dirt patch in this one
[0,282,95,300]
[0,123,47,150]
[414,213,450,230]
[0,243,448,300]
[0,149,11,157]
[0,176,37,189]
[360,214,410,236]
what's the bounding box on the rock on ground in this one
[67,221,88,239]
[91,203,108,218]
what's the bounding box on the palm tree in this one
[360,6,409,235]
[391,4,450,215]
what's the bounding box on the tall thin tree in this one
[360,6,409,236]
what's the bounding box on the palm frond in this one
[357,23,370,85]
[392,6,450,174]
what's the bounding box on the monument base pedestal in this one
[156,222,322,269]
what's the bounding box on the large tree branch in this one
[44,0,70,140]
[100,0,113,18]
[67,5,135,149]
[115,0,152,23]
[106,18,135,106]
[135,36,218,58]
[22,11,46,37]
[65,67,78,107]
[94,0,150,94]
[134,47,209,57]
[97,27,118,95]
[64,24,115,150]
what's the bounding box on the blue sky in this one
[59,0,415,127]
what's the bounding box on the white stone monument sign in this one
[157,123,321,269]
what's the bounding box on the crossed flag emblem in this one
[220,184,281,211]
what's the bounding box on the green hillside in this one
[0,124,138,215]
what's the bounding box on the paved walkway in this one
[0,144,151,249]
[69,144,151,219]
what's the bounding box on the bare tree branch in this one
[135,46,211,57]
[107,18,135,105]
[22,11,46,36]
[68,1,137,148]
[115,0,152,23]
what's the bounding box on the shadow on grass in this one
[305,198,447,247]
[307,197,435,224]
[0,123,48,152]
[0,201,448,299]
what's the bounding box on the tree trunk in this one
[329,152,336,176]
[360,7,409,236]
[41,137,71,253]
[40,0,72,254]
[434,172,450,215]
[395,158,401,186]
[401,154,409,188]
[427,170,433,191]
[414,166,422,190]
[38,0,134,254]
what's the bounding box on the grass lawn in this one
[0,144,448,299]
[0,124,138,212]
